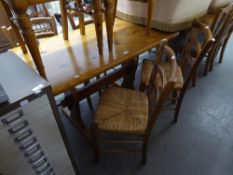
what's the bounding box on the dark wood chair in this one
[140,21,214,122]
[204,3,233,75]
[91,40,177,164]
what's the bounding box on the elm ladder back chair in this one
[1,0,27,53]
[204,3,233,75]
[140,21,214,121]
[91,40,177,164]
[179,21,213,87]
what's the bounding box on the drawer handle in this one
[14,129,33,143]
[35,163,50,174]
[19,137,37,151]
[1,111,23,125]
[24,144,41,157]
[39,168,54,175]
[28,154,46,165]
[28,151,44,164]
[8,120,29,135]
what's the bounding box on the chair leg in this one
[75,0,85,35]
[91,122,100,164]
[204,54,210,76]
[84,81,94,110]
[209,42,221,72]
[86,96,94,110]
[104,0,115,53]
[93,0,103,55]
[141,141,148,164]
[172,90,178,104]
[191,74,196,87]
[219,34,231,63]
[139,83,146,92]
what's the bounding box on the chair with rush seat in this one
[91,40,177,164]
[140,21,214,122]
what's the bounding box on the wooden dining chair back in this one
[31,16,58,38]
[174,35,215,122]
[179,20,213,86]
[205,3,233,74]
[211,3,233,38]
[91,40,177,164]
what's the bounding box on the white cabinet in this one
[0,94,75,175]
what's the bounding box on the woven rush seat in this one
[95,86,148,133]
[141,60,184,90]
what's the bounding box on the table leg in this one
[122,57,139,89]
[75,0,85,35]
[104,0,116,53]
[146,0,154,35]
[93,0,103,55]
[10,1,47,79]
[60,0,69,40]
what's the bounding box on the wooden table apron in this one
[12,19,178,143]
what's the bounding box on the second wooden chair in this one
[140,21,214,122]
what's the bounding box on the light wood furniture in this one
[91,40,177,164]
[0,52,78,174]
[12,19,178,96]
[139,21,214,122]
[7,0,153,78]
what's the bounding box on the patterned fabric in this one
[116,0,213,32]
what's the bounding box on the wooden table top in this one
[12,19,178,95]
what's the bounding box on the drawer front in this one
[0,94,75,175]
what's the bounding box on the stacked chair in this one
[204,3,233,75]
[140,21,214,122]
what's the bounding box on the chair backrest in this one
[144,39,177,139]
[212,3,233,39]
[29,3,50,18]
[31,16,58,38]
[179,21,213,74]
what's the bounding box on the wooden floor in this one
[12,19,177,95]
